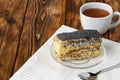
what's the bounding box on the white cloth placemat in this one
[10,25,120,80]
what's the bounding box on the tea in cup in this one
[80,2,120,34]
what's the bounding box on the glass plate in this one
[50,45,106,69]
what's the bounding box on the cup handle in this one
[109,12,120,29]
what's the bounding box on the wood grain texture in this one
[0,0,28,80]
[65,0,82,29]
[13,0,66,73]
[31,0,66,52]
[0,0,120,80]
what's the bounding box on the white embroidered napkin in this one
[10,25,120,80]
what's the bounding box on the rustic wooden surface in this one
[0,0,120,79]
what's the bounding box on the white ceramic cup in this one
[80,2,120,34]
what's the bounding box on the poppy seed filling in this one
[57,30,100,40]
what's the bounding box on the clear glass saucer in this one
[50,45,106,69]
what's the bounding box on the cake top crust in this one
[57,30,100,40]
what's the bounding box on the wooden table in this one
[0,0,120,80]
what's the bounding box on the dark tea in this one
[83,8,109,18]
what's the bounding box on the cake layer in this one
[53,48,101,61]
[53,36,102,55]
[52,30,102,62]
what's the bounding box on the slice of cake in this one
[52,30,102,61]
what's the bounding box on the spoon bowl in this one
[78,63,120,80]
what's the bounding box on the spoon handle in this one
[100,63,120,74]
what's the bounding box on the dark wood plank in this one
[80,0,104,4]
[105,0,120,42]
[32,0,66,52]
[0,0,28,79]
[65,0,82,29]
[14,0,66,73]
[13,0,34,73]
